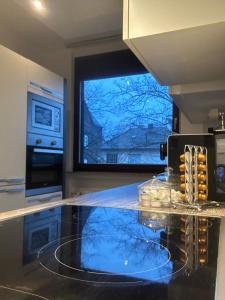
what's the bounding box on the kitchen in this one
[0,0,225,299]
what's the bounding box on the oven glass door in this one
[26,146,63,190]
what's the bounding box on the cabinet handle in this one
[38,195,59,202]
[28,195,60,203]
[0,178,24,184]
[0,187,24,193]
[41,87,53,95]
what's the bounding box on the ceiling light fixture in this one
[32,0,44,11]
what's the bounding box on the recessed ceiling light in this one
[32,0,44,11]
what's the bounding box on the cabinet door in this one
[0,45,27,183]
[0,185,25,212]
[27,60,64,96]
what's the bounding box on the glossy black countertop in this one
[0,205,224,300]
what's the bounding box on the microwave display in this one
[32,100,60,132]
[35,104,52,127]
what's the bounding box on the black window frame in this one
[74,50,179,173]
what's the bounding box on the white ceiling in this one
[0,0,123,47]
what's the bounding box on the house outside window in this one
[106,153,118,164]
[84,134,89,148]
[128,154,141,164]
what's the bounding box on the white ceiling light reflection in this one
[32,0,45,11]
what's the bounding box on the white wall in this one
[65,172,152,196]
[180,112,204,134]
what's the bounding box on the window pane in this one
[106,153,118,164]
[81,73,172,165]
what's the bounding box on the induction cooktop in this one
[0,205,222,300]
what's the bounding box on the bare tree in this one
[82,74,172,164]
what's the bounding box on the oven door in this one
[26,146,63,196]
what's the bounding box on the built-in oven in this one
[26,146,63,196]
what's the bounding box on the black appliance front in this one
[26,145,63,196]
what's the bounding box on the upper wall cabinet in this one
[123,0,225,85]
[27,60,64,101]
[0,45,27,182]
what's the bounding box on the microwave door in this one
[27,92,63,139]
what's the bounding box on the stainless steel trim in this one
[27,133,63,149]
[0,187,25,193]
[0,178,25,184]
[26,192,62,203]
[36,195,60,202]
[25,186,62,197]
[41,86,53,95]
[30,81,63,100]
[33,148,63,154]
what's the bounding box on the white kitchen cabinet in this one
[123,0,225,85]
[0,44,64,212]
[0,185,25,212]
[0,45,27,186]
[27,60,64,101]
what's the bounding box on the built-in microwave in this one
[27,92,63,139]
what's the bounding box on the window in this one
[128,154,141,164]
[84,134,89,148]
[106,153,118,164]
[74,50,179,172]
